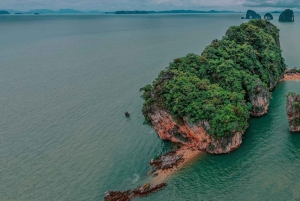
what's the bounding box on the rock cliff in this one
[249,81,270,117]
[279,9,294,22]
[147,105,244,154]
[286,93,300,132]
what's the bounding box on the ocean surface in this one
[1,13,300,201]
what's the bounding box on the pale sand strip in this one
[151,146,202,185]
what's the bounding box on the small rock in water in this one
[125,112,130,117]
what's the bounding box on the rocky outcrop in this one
[286,93,300,132]
[104,183,166,201]
[243,10,261,19]
[147,105,245,154]
[249,81,270,117]
[279,9,294,22]
[264,13,273,20]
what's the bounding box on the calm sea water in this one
[1,13,300,201]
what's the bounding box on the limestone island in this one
[279,9,294,22]
[241,10,261,19]
[140,20,286,154]
[286,93,300,132]
[264,13,273,20]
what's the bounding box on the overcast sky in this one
[0,0,299,11]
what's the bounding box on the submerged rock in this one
[125,112,130,117]
[104,190,131,201]
[104,183,166,201]
[150,151,184,170]
[279,9,294,22]
[133,183,166,197]
[286,93,300,132]
[264,13,273,20]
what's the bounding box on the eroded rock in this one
[286,93,300,132]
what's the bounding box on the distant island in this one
[0,10,10,14]
[4,9,104,14]
[115,11,148,14]
[111,10,240,14]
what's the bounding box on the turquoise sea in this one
[1,13,300,200]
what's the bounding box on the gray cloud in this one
[244,0,300,8]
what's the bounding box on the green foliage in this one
[140,20,286,138]
[285,92,296,98]
[153,155,159,160]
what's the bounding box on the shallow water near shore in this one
[1,13,300,200]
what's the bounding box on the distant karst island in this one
[264,13,273,20]
[109,10,240,14]
[0,10,10,14]
[279,9,294,22]
[241,10,261,19]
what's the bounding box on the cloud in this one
[244,0,300,8]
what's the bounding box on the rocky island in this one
[242,10,261,19]
[140,20,286,154]
[264,13,273,20]
[286,93,300,132]
[279,9,294,22]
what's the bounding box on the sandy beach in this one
[284,74,300,81]
[151,146,202,184]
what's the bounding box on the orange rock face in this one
[148,106,245,154]
[284,74,300,81]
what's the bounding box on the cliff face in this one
[249,81,270,117]
[147,105,244,154]
[279,9,294,22]
[286,94,300,132]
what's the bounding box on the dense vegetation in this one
[141,20,286,138]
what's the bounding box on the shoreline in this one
[150,146,202,185]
